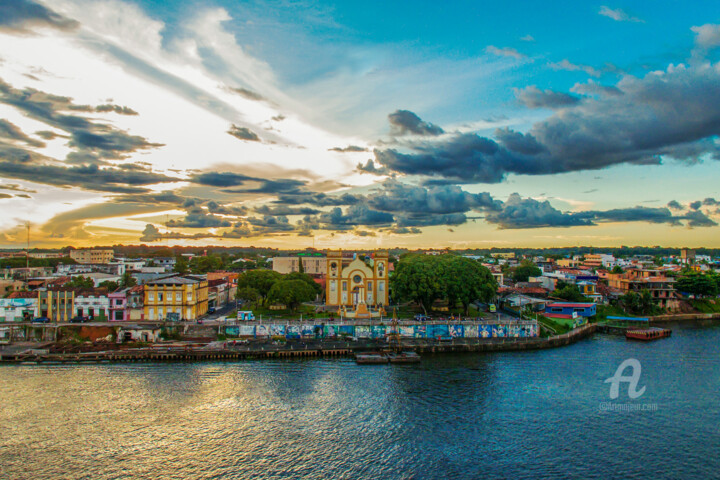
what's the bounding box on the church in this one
[325,250,389,317]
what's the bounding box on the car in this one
[70,316,90,323]
[32,317,50,324]
[208,307,216,314]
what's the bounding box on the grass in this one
[688,299,720,313]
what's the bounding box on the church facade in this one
[325,250,389,308]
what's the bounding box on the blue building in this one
[544,302,596,318]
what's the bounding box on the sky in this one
[1,0,720,249]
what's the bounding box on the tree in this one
[675,274,719,298]
[266,279,315,311]
[611,266,624,274]
[552,285,586,302]
[190,255,223,274]
[174,257,189,274]
[236,287,260,305]
[65,276,94,290]
[391,254,444,315]
[439,255,497,314]
[237,270,282,305]
[120,271,136,288]
[298,257,305,274]
[98,280,119,292]
[511,260,542,283]
[285,271,322,296]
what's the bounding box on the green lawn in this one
[688,299,720,313]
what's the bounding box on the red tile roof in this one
[8,291,37,299]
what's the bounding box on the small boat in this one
[626,327,672,341]
[355,352,388,364]
[386,351,421,363]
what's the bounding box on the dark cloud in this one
[0,78,161,165]
[0,162,178,194]
[190,171,255,187]
[589,206,681,225]
[368,180,500,215]
[114,191,187,205]
[140,224,217,242]
[571,81,623,97]
[94,104,138,115]
[388,110,444,136]
[0,0,79,34]
[0,193,11,199]
[227,124,260,142]
[314,204,395,228]
[167,212,232,228]
[515,86,582,109]
[0,119,44,147]
[689,200,702,210]
[226,178,306,195]
[356,159,389,175]
[206,201,247,216]
[225,86,264,101]
[684,210,718,227]
[329,145,368,153]
[388,226,422,235]
[246,215,295,232]
[370,63,720,184]
[255,205,321,216]
[703,197,719,206]
[667,200,683,210]
[396,212,467,227]
[485,194,594,229]
[273,192,362,207]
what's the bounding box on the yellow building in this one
[38,288,74,323]
[69,249,115,264]
[326,250,389,308]
[144,275,208,321]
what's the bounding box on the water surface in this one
[1,323,718,479]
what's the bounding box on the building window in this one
[353,275,362,284]
[342,282,347,292]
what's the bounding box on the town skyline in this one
[2,1,720,248]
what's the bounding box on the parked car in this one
[70,316,90,323]
[208,307,216,314]
[32,317,50,324]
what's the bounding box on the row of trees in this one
[391,254,497,315]
[675,273,719,298]
[236,270,322,311]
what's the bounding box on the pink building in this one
[108,289,128,321]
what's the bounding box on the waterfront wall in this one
[224,322,539,340]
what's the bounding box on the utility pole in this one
[26,221,30,270]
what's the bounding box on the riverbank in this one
[0,324,597,364]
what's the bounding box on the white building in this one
[0,297,38,322]
[74,291,110,319]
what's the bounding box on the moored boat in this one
[355,352,388,364]
[626,327,672,341]
[386,351,421,363]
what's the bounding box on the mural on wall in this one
[223,323,538,339]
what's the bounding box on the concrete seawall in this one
[0,324,598,364]
[650,312,720,323]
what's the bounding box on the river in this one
[1,322,718,479]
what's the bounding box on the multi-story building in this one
[143,275,208,321]
[75,289,110,320]
[0,279,25,297]
[38,288,75,322]
[272,255,327,275]
[0,292,38,322]
[607,269,679,310]
[69,249,115,264]
[680,248,696,264]
[325,250,389,307]
[583,254,616,269]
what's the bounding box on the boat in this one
[626,327,672,341]
[386,351,421,364]
[355,352,388,364]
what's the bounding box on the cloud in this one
[388,226,422,235]
[388,110,444,136]
[370,62,720,184]
[702,198,719,206]
[191,171,256,187]
[0,183,36,193]
[689,200,702,210]
[0,162,178,193]
[273,191,362,207]
[167,211,232,228]
[313,204,394,228]
[691,24,720,49]
[226,178,306,194]
[0,0,79,34]
[224,86,265,101]
[571,80,623,97]
[0,193,12,199]
[140,224,217,242]
[368,180,500,215]
[227,124,260,141]
[520,35,535,42]
[684,210,718,227]
[94,104,139,115]
[549,59,601,78]
[485,46,525,59]
[329,145,368,152]
[589,206,680,225]
[599,6,643,23]
[0,119,45,147]
[255,205,321,216]
[485,194,594,229]
[515,86,581,109]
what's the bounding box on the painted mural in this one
[222,322,538,339]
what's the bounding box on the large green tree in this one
[675,274,718,298]
[237,270,283,305]
[266,279,316,311]
[284,271,322,296]
[511,260,542,283]
[439,255,497,314]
